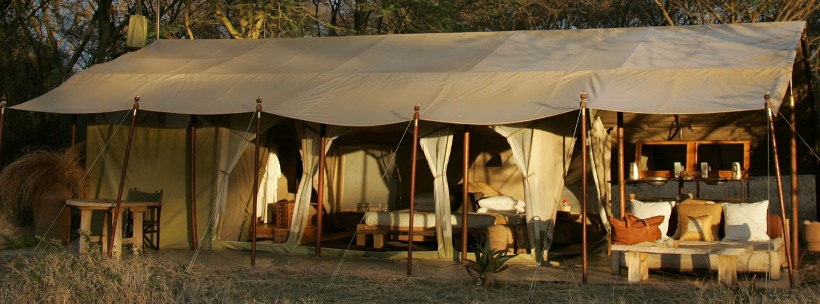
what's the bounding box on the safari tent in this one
[8,21,812,263]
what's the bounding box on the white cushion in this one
[722,200,770,241]
[629,199,675,238]
[477,195,519,212]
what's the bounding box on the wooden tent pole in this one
[407,105,420,275]
[189,115,198,250]
[789,89,800,269]
[71,114,78,147]
[251,98,262,266]
[617,112,625,218]
[316,124,327,257]
[109,96,140,257]
[580,92,589,284]
[765,93,794,287]
[461,126,470,264]
[0,95,6,164]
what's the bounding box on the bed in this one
[355,193,526,249]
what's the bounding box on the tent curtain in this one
[418,126,454,258]
[491,115,576,261]
[588,109,612,233]
[286,122,345,249]
[213,115,280,246]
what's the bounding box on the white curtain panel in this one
[419,126,455,258]
[492,117,575,261]
[214,116,280,246]
[287,122,344,249]
[588,109,613,233]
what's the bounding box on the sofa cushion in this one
[629,199,675,238]
[722,200,770,241]
[678,214,715,241]
[674,203,722,240]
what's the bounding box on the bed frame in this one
[355,224,489,249]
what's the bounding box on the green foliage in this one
[464,240,517,288]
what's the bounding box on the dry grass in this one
[0,146,86,227]
[1,246,819,304]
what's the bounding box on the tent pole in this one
[109,96,140,257]
[316,124,327,257]
[617,112,625,219]
[251,98,262,266]
[189,115,198,250]
[765,93,794,287]
[407,105,420,275]
[461,125,470,264]
[71,114,78,146]
[580,92,588,284]
[0,95,6,164]
[789,88,800,269]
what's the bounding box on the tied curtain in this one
[491,114,577,261]
[214,115,280,246]
[418,125,455,258]
[286,122,345,249]
[588,109,612,233]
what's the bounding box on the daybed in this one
[355,193,526,249]
[611,199,786,283]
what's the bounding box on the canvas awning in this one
[13,21,804,126]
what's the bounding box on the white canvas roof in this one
[13,21,804,126]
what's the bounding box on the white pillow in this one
[722,200,770,241]
[629,199,675,238]
[477,195,518,211]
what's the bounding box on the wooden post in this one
[461,126,470,264]
[0,95,6,164]
[71,114,78,147]
[765,93,794,287]
[407,105,420,275]
[580,92,588,284]
[189,115,198,250]
[789,89,799,269]
[109,96,140,257]
[251,98,262,266]
[316,124,327,257]
[617,112,625,219]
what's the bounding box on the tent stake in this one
[407,105,420,275]
[0,95,6,164]
[316,124,327,257]
[251,98,262,266]
[189,115,198,250]
[765,93,794,287]
[789,88,799,269]
[109,96,139,257]
[461,126,470,264]
[580,92,588,284]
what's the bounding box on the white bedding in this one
[363,210,521,229]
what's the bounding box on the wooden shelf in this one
[635,140,750,179]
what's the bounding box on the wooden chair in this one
[126,188,163,251]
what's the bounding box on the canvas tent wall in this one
[10,21,807,257]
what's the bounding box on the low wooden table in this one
[611,241,752,284]
[67,199,161,257]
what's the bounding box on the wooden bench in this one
[612,241,753,284]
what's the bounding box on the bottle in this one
[562,199,571,212]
